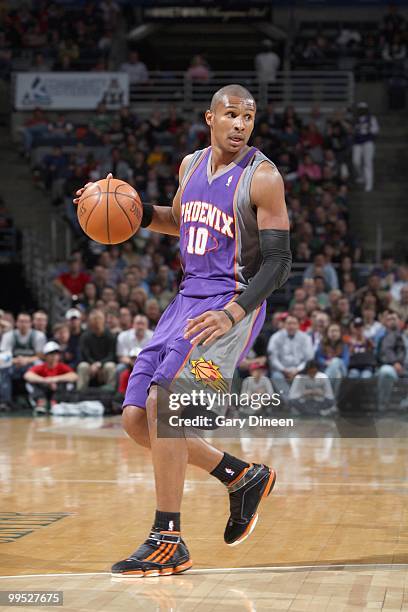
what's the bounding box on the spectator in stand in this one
[77,309,116,390]
[333,296,354,332]
[54,256,91,299]
[64,308,83,368]
[289,360,335,416]
[308,311,329,352]
[390,285,408,323]
[373,252,397,291]
[145,298,161,328]
[0,313,47,405]
[316,323,349,395]
[40,145,68,191]
[290,302,311,332]
[116,282,130,307]
[92,265,109,297]
[390,265,408,302]
[348,318,377,379]
[267,315,314,400]
[314,275,329,308]
[303,253,339,290]
[32,310,49,337]
[352,102,379,192]
[119,307,132,331]
[355,274,387,314]
[106,310,121,336]
[377,311,406,411]
[24,341,78,414]
[240,363,275,415]
[297,154,322,181]
[29,52,52,72]
[338,255,360,290]
[362,306,385,346]
[20,108,49,155]
[89,103,111,140]
[100,147,132,183]
[79,282,98,312]
[116,314,153,371]
[120,50,149,85]
[186,54,211,82]
[52,322,74,368]
[254,39,281,84]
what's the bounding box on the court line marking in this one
[1,564,408,580]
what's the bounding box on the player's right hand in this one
[73,173,113,205]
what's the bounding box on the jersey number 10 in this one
[186,226,209,255]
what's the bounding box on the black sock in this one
[154,510,180,532]
[210,452,249,485]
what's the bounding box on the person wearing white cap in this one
[24,341,78,414]
[65,308,83,368]
[352,102,379,192]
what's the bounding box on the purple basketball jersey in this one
[179,146,257,298]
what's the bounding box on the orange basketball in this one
[77,178,143,244]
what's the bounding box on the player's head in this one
[205,84,256,154]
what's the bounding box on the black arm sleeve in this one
[235,229,292,315]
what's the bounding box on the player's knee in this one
[122,405,146,439]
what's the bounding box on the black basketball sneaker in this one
[111,530,192,578]
[224,463,276,546]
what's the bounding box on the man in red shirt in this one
[53,257,91,299]
[24,341,78,414]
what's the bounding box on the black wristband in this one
[222,309,236,326]
[141,203,154,228]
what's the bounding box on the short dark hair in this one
[304,359,319,372]
[210,84,256,111]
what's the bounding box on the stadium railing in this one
[129,70,354,111]
[22,218,72,323]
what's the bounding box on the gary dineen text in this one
[168,415,294,429]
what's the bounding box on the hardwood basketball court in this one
[1,416,407,611]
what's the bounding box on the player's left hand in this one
[184,310,232,347]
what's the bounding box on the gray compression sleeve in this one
[235,229,292,314]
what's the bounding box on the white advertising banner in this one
[15,72,129,110]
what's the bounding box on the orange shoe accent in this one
[154,543,173,563]
[235,512,258,545]
[262,469,276,498]
[227,464,252,488]
[160,544,177,564]
[143,543,164,562]
[121,570,144,576]
[173,559,193,574]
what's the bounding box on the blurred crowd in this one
[0,249,407,414]
[291,6,407,81]
[0,0,121,81]
[21,101,364,261]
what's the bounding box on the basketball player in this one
[74,84,291,577]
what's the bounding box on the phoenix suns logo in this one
[190,357,228,393]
